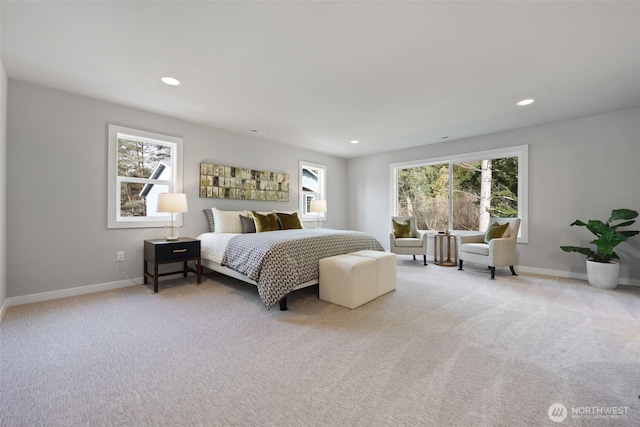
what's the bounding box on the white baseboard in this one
[3,278,142,310]
[516,265,640,287]
[0,299,7,323]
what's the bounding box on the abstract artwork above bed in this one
[199,162,289,201]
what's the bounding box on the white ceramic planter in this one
[586,260,620,290]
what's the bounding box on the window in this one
[108,125,183,229]
[392,145,528,242]
[299,161,327,222]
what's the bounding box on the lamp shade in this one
[157,193,188,213]
[310,199,327,213]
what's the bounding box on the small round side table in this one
[434,233,458,267]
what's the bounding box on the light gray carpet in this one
[1,262,639,426]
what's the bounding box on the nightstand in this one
[143,237,202,293]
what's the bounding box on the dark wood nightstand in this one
[143,237,202,293]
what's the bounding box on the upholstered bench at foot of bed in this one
[319,254,378,309]
[351,250,397,296]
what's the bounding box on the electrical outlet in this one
[116,251,125,262]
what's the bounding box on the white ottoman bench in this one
[319,254,378,309]
[351,250,397,296]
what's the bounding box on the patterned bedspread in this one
[221,229,384,308]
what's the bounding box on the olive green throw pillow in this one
[252,211,280,232]
[277,212,303,230]
[484,221,510,243]
[392,219,412,238]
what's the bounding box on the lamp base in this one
[165,224,180,241]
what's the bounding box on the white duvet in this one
[196,232,238,264]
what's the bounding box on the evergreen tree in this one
[397,156,518,231]
[117,139,171,216]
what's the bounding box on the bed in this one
[196,228,384,310]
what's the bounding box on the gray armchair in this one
[458,218,520,279]
[389,216,428,265]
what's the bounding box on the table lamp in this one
[157,193,188,241]
[310,199,327,229]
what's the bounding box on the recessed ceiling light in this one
[350,140,360,144]
[516,98,535,106]
[161,76,181,86]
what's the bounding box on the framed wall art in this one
[199,162,289,201]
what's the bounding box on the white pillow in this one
[211,207,248,234]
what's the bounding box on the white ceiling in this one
[2,1,639,158]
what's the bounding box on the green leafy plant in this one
[560,208,639,263]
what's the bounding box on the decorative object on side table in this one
[560,208,638,290]
[157,193,188,241]
[144,238,202,293]
[310,199,327,229]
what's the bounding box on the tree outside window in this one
[395,147,525,237]
[117,138,172,217]
[107,125,183,229]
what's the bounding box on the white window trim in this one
[299,160,327,222]
[107,124,184,229]
[390,145,528,243]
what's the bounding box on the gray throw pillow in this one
[239,215,256,233]
[203,209,215,232]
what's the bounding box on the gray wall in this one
[347,108,640,282]
[0,56,7,309]
[6,79,640,300]
[6,80,347,298]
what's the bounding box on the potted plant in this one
[560,208,638,289]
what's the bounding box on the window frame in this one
[107,124,184,229]
[299,160,327,222]
[391,145,528,243]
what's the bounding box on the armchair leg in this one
[412,255,416,260]
[490,267,496,279]
[510,266,518,276]
[458,260,463,270]
[423,255,427,266]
